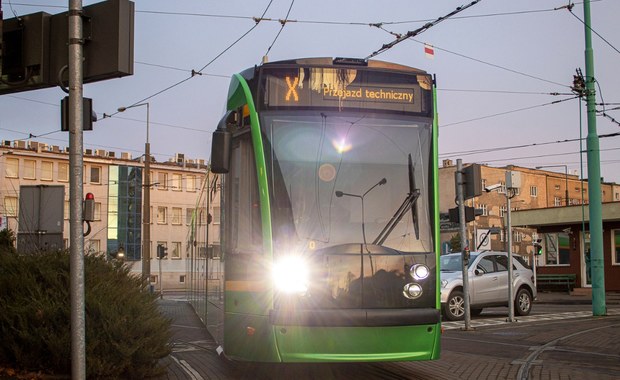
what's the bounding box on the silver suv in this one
[440,251,536,321]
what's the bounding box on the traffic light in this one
[533,238,543,256]
[157,244,168,259]
[83,193,96,222]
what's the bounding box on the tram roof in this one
[239,57,429,79]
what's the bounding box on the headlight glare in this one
[273,256,309,295]
[410,264,430,280]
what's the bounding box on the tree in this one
[449,233,461,253]
[0,229,16,254]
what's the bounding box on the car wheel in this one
[515,288,532,316]
[471,308,483,316]
[443,290,465,321]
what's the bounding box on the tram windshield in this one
[263,111,433,256]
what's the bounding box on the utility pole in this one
[68,1,86,378]
[505,172,515,323]
[582,0,606,316]
[456,159,473,330]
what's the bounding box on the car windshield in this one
[262,111,433,256]
[440,253,479,271]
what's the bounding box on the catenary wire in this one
[264,0,296,58]
[440,96,579,128]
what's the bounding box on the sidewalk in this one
[536,290,620,305]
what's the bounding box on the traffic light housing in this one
[533,238,543,256]
[157,244,167,259]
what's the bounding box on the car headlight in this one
[441,279,448,288]
[272,256,309,295]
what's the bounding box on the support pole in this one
[456,159,472,330]
[583,0,606,316]
[68,1,86,378]
[505,173,515,322]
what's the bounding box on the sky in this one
[2,0,619,183]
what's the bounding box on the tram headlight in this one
[410,264,430,280]
[272,256,309,295]
[403,283,423,299]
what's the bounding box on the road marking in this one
[442,309,620,330]
[170,356,205,380]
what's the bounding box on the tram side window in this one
[229,133,262,254]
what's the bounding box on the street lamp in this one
[536,165,569,206]
[117,103,151,287]
[485,172,517,323]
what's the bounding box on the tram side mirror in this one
[211,129,232,173]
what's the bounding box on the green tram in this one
[189,57,441,362]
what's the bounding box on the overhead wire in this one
[264,0,296,58]
[103,0,275,117]
[439,131,620,158]
[440,96,579,128]
[565,3,620,55]
[365,0,483,60]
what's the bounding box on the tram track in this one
[516,321,620,380]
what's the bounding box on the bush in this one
[0,251,171,378]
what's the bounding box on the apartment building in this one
[439,160,620,290]
[0,140,219,290]
[439,160,618,253]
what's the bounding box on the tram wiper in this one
[373,154,420,245]
[335,177,387,245]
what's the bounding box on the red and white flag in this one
[424,44,435,59]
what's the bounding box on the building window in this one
[158,172,168,190]
[171,174,182,191]
[179,275,186,283]
[186,208,194,225]
[499,181,507,194]
[5,157,18,178]
[94,202,102,221]
[530,186,537,197]
[198,207,207,225]
[90,166,101,184]
[64,201,70,220]
[500,205,507,217]
[4,197,18,217]
[187,175,196,192]
[500,229,505,242]
[41,161,53,181]
[171,241,181,259]
[554,197,561,207]
[613,230,620,266]
[58,162,69,182]
[157,206,167,224]
[23,159,36,179]
[513,231,522,243]
[86,239,100,255]
[171,207,182,225]
[544,233,570,266]
[477,204,488,216]
[213,206,221,223]
[554,184,561,190]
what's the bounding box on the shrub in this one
[0,251,171,378]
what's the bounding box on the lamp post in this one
[118,103,151,286]
[484,173,517,323]
[536,165,569,206]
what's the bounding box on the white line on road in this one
[170,355,205,380]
